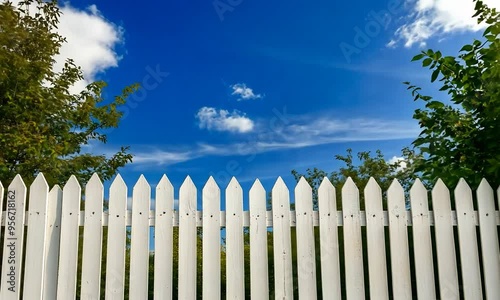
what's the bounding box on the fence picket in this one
[387,179,412,299]
[295,177,317,299]
[342,177,365,300]
[202,177,221,299]
[154,175,174,300]
[56,176,81,299]
[431,179,459,299]
[272,177,293,299]
[455,179,482,299]
[23,173,49,300]
[249,179,269,299]
[0,175,27,300]
[81,173,104,299]
[178,176,197,299]
[129,175,151,299]
[364,177,388,299]
[43,185,62,300]
[476,179,500,299]
[318,178,341,299]
[226,177,245,299]
[410,179,436,299]
[105,175,127,299]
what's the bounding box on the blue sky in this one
[18,0,498,204]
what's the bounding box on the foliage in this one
[0,0,138,186]
[405,0,500,188]
[292,148,422,209]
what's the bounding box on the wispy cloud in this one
[196,107,255,133]
[389,0,500,48]
[231,83,264,101]
[129,114,420,169]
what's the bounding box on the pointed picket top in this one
[249,179,266,210]
[454,178,474,211]
[203,176,220,195]
[318,177,335,210]
[157,174,173,191]
[364,177,382,211]
[180,176,196,206]
[181,175,194,187]
[110,174,126,191]
[134,174,149,190]
[319,177,334,192]
[388,178,403,194]
[88,172,102,186]
[31,172,49,191]
[342,177,358,191]
[410,178,427,195]
[226,177,242,210]
[85,173,103,202]
[273,176,287,191]
[432,179,452,213]
[455,178,472,196]
[410,178,429,214]
[49,184,63,197]
[9,173,26,190]
[63,175,81,192]
[432,179,448,195]
[342,177,359,214]
[477,178,493,199]
[250,178,265,196]
[296,177,312,192]
[0,180,3,190]
[295,177,312,212]
[476,178,500,299]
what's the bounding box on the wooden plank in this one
[454,179,482,299]
[23,173,50,300]
[226,177,245,299]
[56,176,81,299]
[476,179,500,299]
[364,177,388,299]
[272,177,293,299]
[249,179,269,299]
[154,175,174,300]
[129,175,151,299]
[431,179,459,299]
[105,175,127,300]
[80,173,104,299]
[410,179,436,299]
[0,175,27,300]
[318,178,341,299]
[43,185,63,300]
[202,177,221,299]
[178,176,197,299]
[387,179,412,299]
[295,177,317,299]
[342,177,365,300]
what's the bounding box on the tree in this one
[292,148,421,209]
[406,0,500,188]
[0,0,138,186]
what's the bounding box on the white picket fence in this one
[0,173,499,299]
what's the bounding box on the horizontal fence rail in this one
[0,173,499,299]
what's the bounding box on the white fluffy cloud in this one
[196,107,255,133]
[231,83,263,101]
[9,1,123,93]
[391,0,500,47]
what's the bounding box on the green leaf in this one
[412,53,425,61]
[431,69,440,82]
[422,58,433,67]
